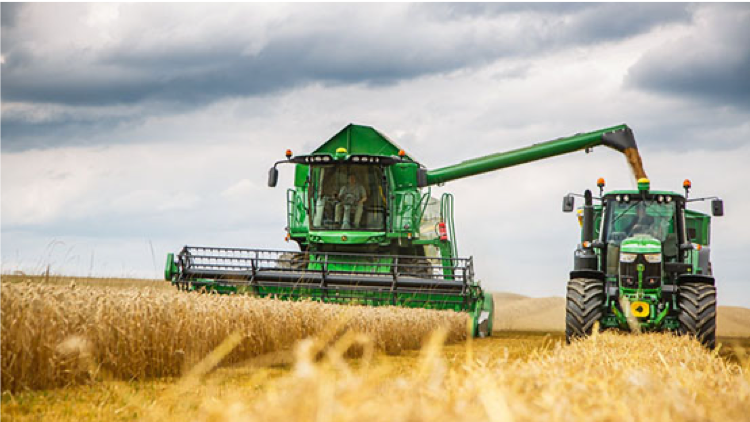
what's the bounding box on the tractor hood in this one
[620,235,661,254]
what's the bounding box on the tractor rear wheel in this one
[565,278,605,343]
[678,282,716,349]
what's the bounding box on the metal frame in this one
[173,246,476,306]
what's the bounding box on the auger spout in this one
[419,124,645,187]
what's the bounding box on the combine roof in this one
[313,124,414,160]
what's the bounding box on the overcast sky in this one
[2,3,749,306]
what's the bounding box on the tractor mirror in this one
[711,199,724,217]
[562,195,575,213]
[268,167,279,188]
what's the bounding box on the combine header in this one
[166,123,643,337]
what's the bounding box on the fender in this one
[677,274,715,286]
[569,270,606,281]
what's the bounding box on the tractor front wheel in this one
[678,282,716,349]
[565,278,604,343]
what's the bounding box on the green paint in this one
[168,123,649,338]
[573,181,717,334]
[425,125,631,186]
[653,303,670,325]
[620,236,661,254]
[164,253,177,281]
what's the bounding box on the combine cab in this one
[563,178,724,348]
[167,123,645,337]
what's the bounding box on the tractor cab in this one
[599,186,685,282]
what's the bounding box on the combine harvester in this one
[563,178,724,347]
[166,123,644,337]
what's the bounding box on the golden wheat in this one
[0,282,467,392]
[196,331,750,422]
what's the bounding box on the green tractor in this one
[563,178,724,347]
[166,123,643,337]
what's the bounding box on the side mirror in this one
[562,195,575,213]
[711,199,724,217]
[268,167,279,188]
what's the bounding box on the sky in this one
[2,3,749,306]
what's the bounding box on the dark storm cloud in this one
[560,3,692,43]
[425,2,691,41]
[3,20,478,108]
[2,3,692,107]
[1,3,25,28]
[626,3,750,110]
[0,115,135,152]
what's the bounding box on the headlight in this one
[644,253,662,264]
[620,253,637,263]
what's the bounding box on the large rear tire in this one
[678,282,716,349]
[565,278,605,343]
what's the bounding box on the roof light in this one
[597,178,605,188]
[398,149,406,157]
[285,149,293,158]
[637,178,650,192]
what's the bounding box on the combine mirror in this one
[712,199,724,217]
[268,167,279,187]
[562,195,575,213]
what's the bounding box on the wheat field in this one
[2,276,750,422]
[1,280,467,392]
[193,330,750,422]
[4,330,748,422]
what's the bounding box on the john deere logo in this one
[631,301,649,318]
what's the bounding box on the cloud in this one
[2,4,749,307]
[427,3,692,43]
[3,4,690,107]
[0,3,25,28]
[626,4,750,110]
[1,3,696,151]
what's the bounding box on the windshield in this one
[604,199,676,245]
[310,164,387,231]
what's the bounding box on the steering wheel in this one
[341,193,357,206]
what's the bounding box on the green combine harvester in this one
[166,123,643,337]
[563,178,724,347]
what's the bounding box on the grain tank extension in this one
[166,123,642,337]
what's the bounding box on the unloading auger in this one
[165,123,643,337]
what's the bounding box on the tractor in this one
[166,123,644,337]
[563,178,724,347]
